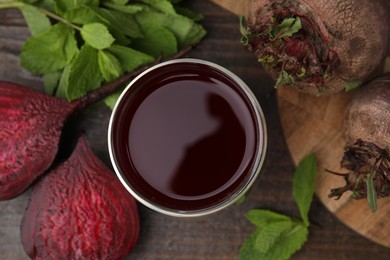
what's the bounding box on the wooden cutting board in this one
[211,0,390,248]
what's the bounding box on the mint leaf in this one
[103,45,155,108]
[104,87,124,109]
[240,229,263,260]
[96,8,142,38]
[244,210,295,253]
[56,66,70,99]
[20,23,78,74]
[366,173,378,212]
[245,209,291,227]
[264,222,308,260]
[81,23,115,50]
[55,0,99,13]
[107,45,154,72]
[110,0,129,4]
[255,220,293,253]
[102,2,145,14]
[64,6,108,24]
[293,154,317,226]
[97,50,122,81]
[67,44,103,100]
[139,0,176,14]
[20,4,51,36]
[42,71,62,95]
[175,6,204,21]
[132,24,177,58]
[240,221,308,260]
[240,154,317,259]
[134,10,206,48]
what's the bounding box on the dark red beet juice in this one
[109,60,266,216]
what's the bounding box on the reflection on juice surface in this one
[109,60,266,215]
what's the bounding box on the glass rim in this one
[107,58,268,217]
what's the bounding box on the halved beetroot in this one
[21,136,139,259]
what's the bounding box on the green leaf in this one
[292,154,317,226]
[235,194,247,205]
[366,173,378,212]
[97,50,122,81]
[131,24,177,58]
[56,66,70,98]
[240,222,308,260]
[107,44,154,72]
[102,2,145,14]
[66,44,103,100]
[110,0,129,4]
[139,0,176,14]
[245,209,291,227]
[55,0,99,13]
[104,87,124,109]
[64,5,108,24]
[80,23,115,50]
[271,17,302,39]
[95,8,142,38]
[20,4,51,36]
[134,10,206,48]
[20,23,78,74]
[275,70,294,88]
[266,222,308,260]
[20,0,40,4]
[174,6,204,21]
[255,220,294,253]
[258,55,275,64]
[240,229,263,260]
[43,71,62,95]
[344,80,361,91]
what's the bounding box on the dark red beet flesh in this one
[0,81,78,200]
[21,136,139,259]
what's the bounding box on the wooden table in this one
[1,1,390,259]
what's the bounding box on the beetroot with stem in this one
[243,0,390,95]
[328,74,390,212]
[21,136,139,259]
[0,46,192,201]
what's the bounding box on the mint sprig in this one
[1,0,206,108]
[240,154,317,260]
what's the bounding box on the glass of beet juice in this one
[108,59,267,217]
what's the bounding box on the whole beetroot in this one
[329,74,390,211]
[0,82,78,200]
[21,136,139,259]
[243,0,390,95]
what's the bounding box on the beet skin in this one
[329,74,390,210]
[244,0,390,95]
[21,136,139,259]
[0,81,77,200]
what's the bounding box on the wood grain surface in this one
[1,1,390,259]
